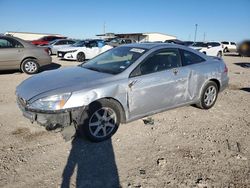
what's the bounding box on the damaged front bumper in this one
[17,97,84,130]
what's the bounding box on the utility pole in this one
[203,32,206,42]
[194,24,198,42]
[103,22,106,35]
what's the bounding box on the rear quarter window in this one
[180,49,205,66]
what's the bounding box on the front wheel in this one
[21,58,39,74]
[78,99,120,142]
[196,81,218,109]
[76,52,85,62]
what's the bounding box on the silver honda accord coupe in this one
[16,43,229,142]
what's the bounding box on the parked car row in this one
[57,39,113,62]
[190,42,223,57]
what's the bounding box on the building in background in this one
[96,32,176,42]
[4,31,63,41]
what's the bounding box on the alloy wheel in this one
[204,85,217,106]
[88,107,117,138]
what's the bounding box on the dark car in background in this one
[108,38,137,47]
[0,36,51,74]
[31,36,66,46]
[165,39,193,46]
[238,40,250,57]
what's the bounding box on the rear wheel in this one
[76,52,85,62]
[223,47,228,53]
[21,58,39,74]
[196,81,218,109]
[217,51,222,58]
[78,99,120,142]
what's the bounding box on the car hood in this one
[58,46,82,52]
[16,66,113,101]
[190,46,203,51]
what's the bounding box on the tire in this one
[223,47,228,53]
[76,52,85,62]
[78,99,120,142]
[21,58,39,74]
[217,51,222,58]
[196,81,218,109]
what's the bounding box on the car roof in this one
[0,35,34,48]
[122,42,184,50]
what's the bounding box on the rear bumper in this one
[17,97,83,130]
[220,76,229,92]
[38,56,52,66]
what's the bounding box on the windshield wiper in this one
[84,66,117,75]
[84,66,102,72]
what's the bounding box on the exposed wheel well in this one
[209,79,220,91]
[89,97,126,123]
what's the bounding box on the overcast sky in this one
[0,0,249,42]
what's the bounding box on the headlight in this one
[67,50,77,53]
[29,93,71,111]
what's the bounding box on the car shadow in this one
[61,100,120,188]
[0,63,61,75]
[0,69,21,75]
[234,62,250,68]
[40,62,61,72]
[61,138,120,188]
[240,87,250,93]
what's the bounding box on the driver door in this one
[127,48,190,119]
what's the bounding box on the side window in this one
[0,38,23,48]
[0,38,13,48]
[125,39,132,43]
[231,42,236,45]
[56,40,66,45]
[181,49,205,66]
[207,42,220,47]
[97,41,105,47]
[134,49,181,76]
[86,41,97,48]
[67,40,75,44]
[120,40,126,44]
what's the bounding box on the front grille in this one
[57,51,67,58]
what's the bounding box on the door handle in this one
[128,80,138,88]
[172,68,178,75]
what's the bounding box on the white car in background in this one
[221,41,237,52]
[57,40,113,62]
[44,39,77,55]
[190,42,223,57]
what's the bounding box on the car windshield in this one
[72,40,85,47]
[110,38,120,43]
[81,46,147,74]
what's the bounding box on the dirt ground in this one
[0,55,249,188]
